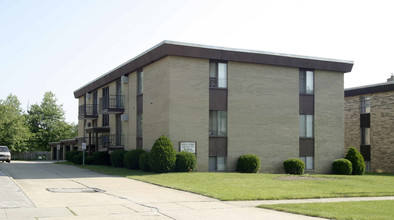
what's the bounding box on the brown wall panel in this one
[209,89,227,111]
[299,138,314,156]
[299,95,314,115]
[209,137,227,156]
[360,113,370,128]
[137,95,143,114]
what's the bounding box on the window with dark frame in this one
[361,127,370,145]
[209,110,227,136]
[137,114,143,137]
[102,114,109,127]
[360,96,371,114]
[137,70,143,95]
[299,69,314,94]
[209,61,227,88]
[299,115,314,138]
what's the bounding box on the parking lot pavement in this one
[0,166,34,209]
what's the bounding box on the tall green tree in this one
[27,91,76,151]
[0,94,31,152]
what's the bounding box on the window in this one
[209,156,227,172]
[102,114,109,127]
[137,114,143,137]
[360,96,370,114]
[361,128,370,145]
[300,156,314,170]
[300,70,314,94]
[299,115,313,138]
[209,111,227,136]
[137,70,143,95]
[209,62,227,88]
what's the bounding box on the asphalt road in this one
[0,161,323,220]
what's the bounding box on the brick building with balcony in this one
[51,41,353,173]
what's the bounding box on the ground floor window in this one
[300,156,314,170]
[209,156,227,172]
[365,161,371,171]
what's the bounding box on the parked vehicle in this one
[0,146,11,163]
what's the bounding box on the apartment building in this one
[345,76,394,173]
[70,41,353,173]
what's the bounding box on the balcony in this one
[98,134,124,150]
[78,104,98,119]
[99,95,124,114]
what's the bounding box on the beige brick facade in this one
[73,41,352,173]
[345,90,394,173]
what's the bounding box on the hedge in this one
[124,149,145,170]
[236,154,261,173]
[139,152,150,171]
[91,151,111,166]
[283,158,305,175]
[175,152,196,172]
[110,150,127,168]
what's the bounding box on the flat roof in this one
[345,81,394,97]
[74,41,354,98]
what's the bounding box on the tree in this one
[27,91,76,151]
[0,94,31,152]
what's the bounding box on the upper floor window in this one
[360,96,370,114]
[300,69,314,94]
[102,114,109,127]
[137,70,143,95]
[209,110,227,136]
[137,114,143,137]
[209,61,227,88]
[300,115,313,138]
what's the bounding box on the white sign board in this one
[180,142,196,154]
[57,144,60,150]
[81,142,87,150]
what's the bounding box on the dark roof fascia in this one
[74,41,354,98]
[345,82,394,97]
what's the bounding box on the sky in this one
[1,0,393,124]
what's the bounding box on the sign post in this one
[81,142,87,166]
[56,144,60,162]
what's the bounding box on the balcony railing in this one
[76,136,97,146]
[99,95,124,113]
[98,134,123,148]
[78,104,98,119]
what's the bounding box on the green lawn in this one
[60,163,394,201]
[260,200,394,220]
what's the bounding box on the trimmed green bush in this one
[283,158,305,175]
[66,150,80,162]
[72,151,85,165]
[333,158,352,175]
[236,154,261,173]
[91,151,111,166]
[139,152,150,171]
[85,156,94,165]
[148,135,176,173]
[110,150,127,168]
[124,149,145,170]
[175,152,196,172]
[345,147,365,175]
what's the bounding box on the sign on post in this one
[179,141,196,154]
[81,142,87,150]
[81,142,86,166]
[56,144,60,161]
[57,144,60,151]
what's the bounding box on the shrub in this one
[148,135,176,173]
[236,154,261,173]
[91,151,111,166]
[66,151,80,162]
[345,147,365,175]
[139,152,150,171]
[333,158,352,175]
[110,150,127,168]
[124,149,145,170]
[72,151,85,165]
[283,158,305,175]
[85,156,94,165]
[175,152,196,172]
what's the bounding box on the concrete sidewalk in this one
[1,161,393,220]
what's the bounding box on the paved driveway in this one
[0,161,323,219]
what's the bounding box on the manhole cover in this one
[46,188,104,193]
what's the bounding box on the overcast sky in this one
[1,0,393,124]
